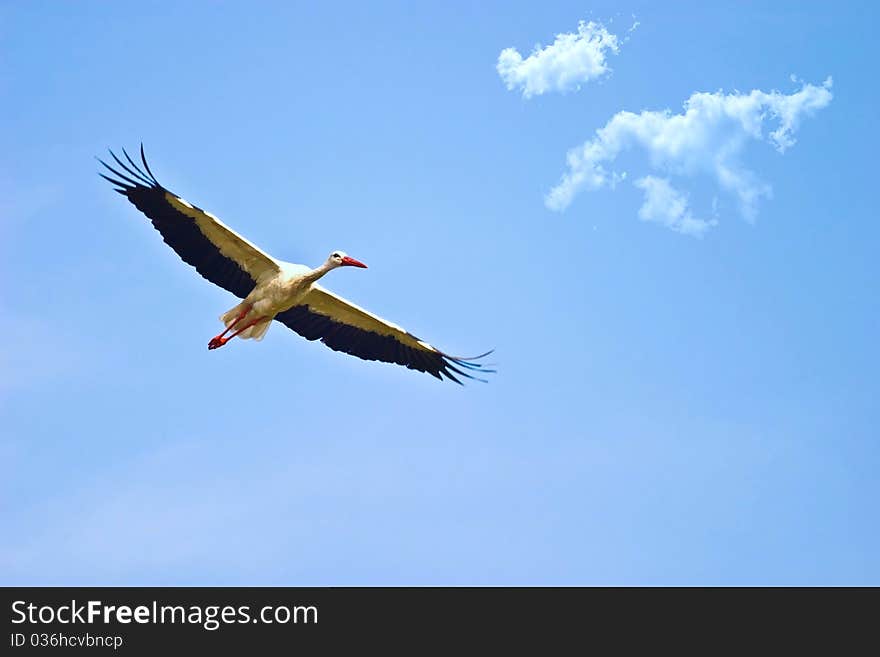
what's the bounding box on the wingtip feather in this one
[139,143,159,184]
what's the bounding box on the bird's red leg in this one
[208,305,251,350]
[208,315,267,350]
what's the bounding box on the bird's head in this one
[329,250,368,269]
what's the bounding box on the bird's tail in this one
[219,303,273,341]
[243,319,272,341]
[220,303,248,330]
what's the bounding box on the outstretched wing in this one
[275,284,494,384]
[99,145,280,298]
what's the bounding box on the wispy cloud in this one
[497,20,622,98]
[634,176,717,237]
[546,77,833,235]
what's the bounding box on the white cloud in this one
[546,77,833,235]
[497,20,621,98]
[634,176,717,237]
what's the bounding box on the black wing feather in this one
[99,146,257,299]
[274,305,494,384]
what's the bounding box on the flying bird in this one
[99,146,493,383]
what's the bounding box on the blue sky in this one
[1,1,877,585]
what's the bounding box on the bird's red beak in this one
[341,256,368,268]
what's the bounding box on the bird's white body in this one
[223,262,317,340]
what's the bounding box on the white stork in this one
[98,146,492,383]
